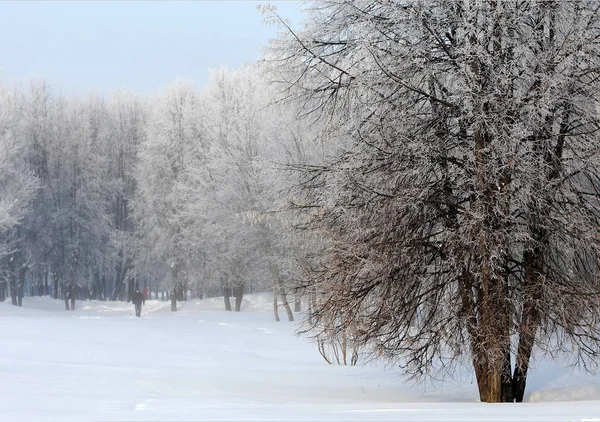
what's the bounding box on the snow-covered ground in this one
[1,294,600,421]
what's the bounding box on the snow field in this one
[1,294,600,421]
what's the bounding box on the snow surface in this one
[2,294,600,421]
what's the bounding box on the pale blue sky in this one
[0,1,303,95]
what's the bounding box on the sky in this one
[0,1,304,96]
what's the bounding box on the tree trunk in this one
[17,265,26,307]
[294,291,301,312]
[53,273,59,300]
[512,248,542,402]
[273,285,280,322]
[10,271,17,306]
[281,291,294,321]
[501,347,514,403]
[223,286,232,311]
[70,281,76,311]
[171,265,180,311]
[476,364,503,403]
[513,329,535,402]
[275,278,293,321]
[64,286,70,310]
[111,259,128,301]
[234,283,244,312]
[171,288,177,311]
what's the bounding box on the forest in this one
[2,0,600,403]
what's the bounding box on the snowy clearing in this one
[2,294,600,421]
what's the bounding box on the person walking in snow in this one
[132,288,144,317]
[142,287,148,305]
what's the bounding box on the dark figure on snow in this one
[132,288,144,317]
[142,287,148,305]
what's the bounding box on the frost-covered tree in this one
[17,83,112,310]
[190,66,306,314]
[0,85,40,305]
[105,92,146,301]
[202,67,270,311]
[134,81,204,311]
[268,0,600,402]
[253,85,325,321]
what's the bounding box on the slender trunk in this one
[274,277,293,321]
[17,265,26,307]
[43,270,48,296]
[170,288,177,311]
[273,285,280,322]
[501,345,514,402]
[10,271,17,306]
[223,286,232,311]
[171,265,178,312]
[513,327,536,402]
[70,283,76,311]
[64,287,70,311]
[280,288,294,322]
[53,273,59,300]
[234,283,244,312]
[341,330,348,365]
[513,247,542,402]
[294,291,301,312]
[111,257,129,301]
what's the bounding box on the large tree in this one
[268,0,600,402]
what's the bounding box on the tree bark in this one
[223,286,232,311]
[171,265,179,312]
[273,285,280,322]
[70,279,76,311]
[10,271,17,306]
[234,283,244,312]
[170,291,177,311]
[512,247,543,402]
[17,265,26,307]
[53,272,59,300]
[279,286,294,322]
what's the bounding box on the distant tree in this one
[134,81,204,312]
[192,66,305,314]
[105,92,146,301]
[0,85,39,305]
[268,0,600,402]
[202,67,269,311]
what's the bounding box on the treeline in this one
[0,67,314,313]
